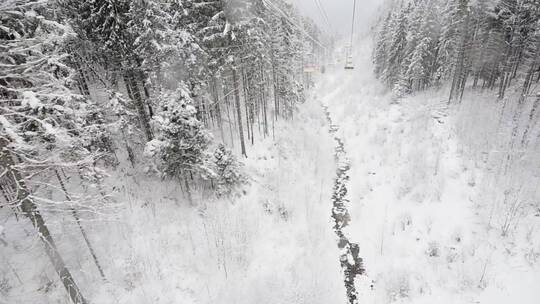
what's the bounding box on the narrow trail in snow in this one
[322,103,365,304]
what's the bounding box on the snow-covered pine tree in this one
[145,85,212,182]
[384,4,409,87]
[403,0,438,92]
[432,0,461,85]
[266,0,306,119]
[373,11,392,79]
[405,0,428,56]
[407,36,432,91]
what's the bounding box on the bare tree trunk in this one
[521,96,539,146]
[271,50,280,119]
[261,66,269,137]
[504,96,527,175]
[251,98,255,145]
[124,69,153,141]
[0,140,88,304]
[213,77,225,142]
[225,91,235,147]
[54,170,106,280]
[232,67,247,157]
[241,67,251,142]
[138,70,154,118]
[449,3,470,103]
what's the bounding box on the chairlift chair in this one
[344,55,354,70]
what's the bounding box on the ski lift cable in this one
[312,0,329,29]
[314,0,333,33]
[315,0,331,26]
[312,0,332,36]
[344,0,357,70]
[262,0,327,50]
[261,0,328,50]
[350,0,357,50]
[312,0,332,65]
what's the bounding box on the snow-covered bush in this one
[385,271,411,301]
[427,241,440,257]
[208,144,248,198]
[75,96,118,166]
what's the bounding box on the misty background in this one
[293,0,383,38]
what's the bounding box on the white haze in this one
[293,0,383,37]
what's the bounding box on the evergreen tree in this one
[384,5,409,86]
[373,0,540,101]
[407,36,432,91]
[145,85,212,179]
[373,12,392,79]
[433,0,461,84]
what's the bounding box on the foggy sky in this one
[292,0,382,39]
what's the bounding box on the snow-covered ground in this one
[317,41,540,303]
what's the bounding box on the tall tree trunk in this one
[138,70,154,118]
[271,50,280,119]
[232,68,247,157]
[521,96,539,146]
[124,69,153,141]
[225,91,235,147]
[449,3,470,103]
[261,66,269,137]
[0,140,88,304]
[241,67,251,142]
[213,77,225,142]
[520,39,540,146]
[251,98,255,145]
[54,170,106,280]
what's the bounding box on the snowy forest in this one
[1,0,539,303]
